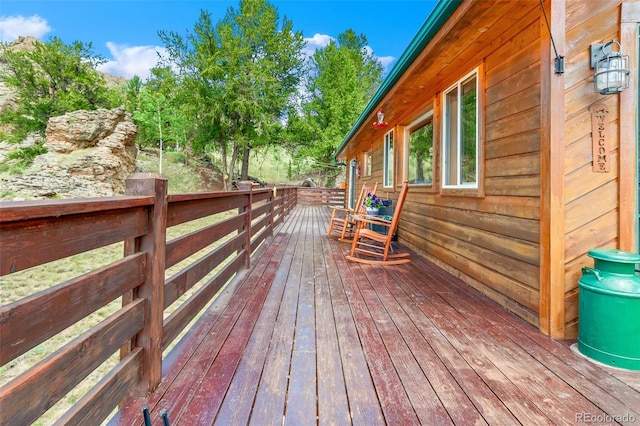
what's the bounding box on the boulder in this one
[1,107,138,199]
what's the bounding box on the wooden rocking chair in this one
[346,180,410,265]
[326,182,378,242]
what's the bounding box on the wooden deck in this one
[112,205,640,426]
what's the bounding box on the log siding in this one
[338,0,637,338]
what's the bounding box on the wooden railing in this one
[0,174,302,425]
[296,186,345,206]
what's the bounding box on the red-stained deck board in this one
[211,208,306,426]
[176,208,305,425]
[320,212,385,426]
[113,206,640,426]
[354,274,453,425]
[313,209,351,426]
[395,257,629,424]
[414,256,640,420]
[367,268,490,425]
[284,208,318,426]
[337,273,426,423]
[247,207,309,425]
[375,266,518,425]
[389,261,553,425]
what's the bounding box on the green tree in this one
[408,122,433,183]
[0,37,121,141]
[123,75,143,113]
[290,29,384,171]
[131,66,192,173]
[159,0,304,190]
[131,68,183,145]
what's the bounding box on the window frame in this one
[362,150,372,177]
[405,108,435,189]
[348,159,357,209]
[441,67,484,197]
[383,130,394,188]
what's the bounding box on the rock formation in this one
[1,107,138,199]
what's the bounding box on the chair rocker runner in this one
[326,182,378,242]
[346,180,410,265]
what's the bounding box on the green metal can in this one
[578,248,640,370]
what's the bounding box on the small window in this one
[408,116,434,185]
[443,70,478,188]
[363,150,372,176]
[348,159,357,209]
[383,130,394,187]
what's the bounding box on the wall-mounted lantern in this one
[590,40,630,95]
[373,109,388,128]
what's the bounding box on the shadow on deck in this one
[112,206,640,425]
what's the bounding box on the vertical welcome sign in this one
[589,103,610,173]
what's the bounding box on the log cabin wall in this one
[347,1,545,328]
[558,0,635,339]
[341,0,635,339]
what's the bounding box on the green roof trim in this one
[335,0,463,158]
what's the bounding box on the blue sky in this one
[0,0,438,80]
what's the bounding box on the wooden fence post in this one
[238,181,253,269]
[125,173,167,395]
[268,184,275,236]
[291,186,297,213]
[282,186,287,221]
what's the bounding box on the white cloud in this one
[377,55,394,70]
[0,15,51,42]
[303,33,395,72]
[303,33,333,56]
[362,46,395,72]
[97,42,165,80]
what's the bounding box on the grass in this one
[135,145,305,193]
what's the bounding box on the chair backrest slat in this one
[388,180,409,235]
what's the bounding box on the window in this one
[349,159,357,209]
[443,70,478,188]
[408,111,434,185]
[383,130,394,187]
[363,150,372,176]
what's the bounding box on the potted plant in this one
[363,192,383,215]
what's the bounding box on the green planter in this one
[578,248,640,370]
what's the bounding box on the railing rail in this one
[0,174,307,425]
[297,187,345,206]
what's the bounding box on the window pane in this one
[442,70,479,189]
[349,159,356,208]
[445,87,458,185]
[363,151,371,176]
[409,121,433,184]
[461,75,477,184]
[384,131,394,187]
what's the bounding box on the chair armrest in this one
[330,206,355,214]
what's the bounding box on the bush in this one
[164,150,188,165]
[0,142,47,174]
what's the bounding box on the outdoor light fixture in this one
[373,108,388,128]
[590,40,630,95]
